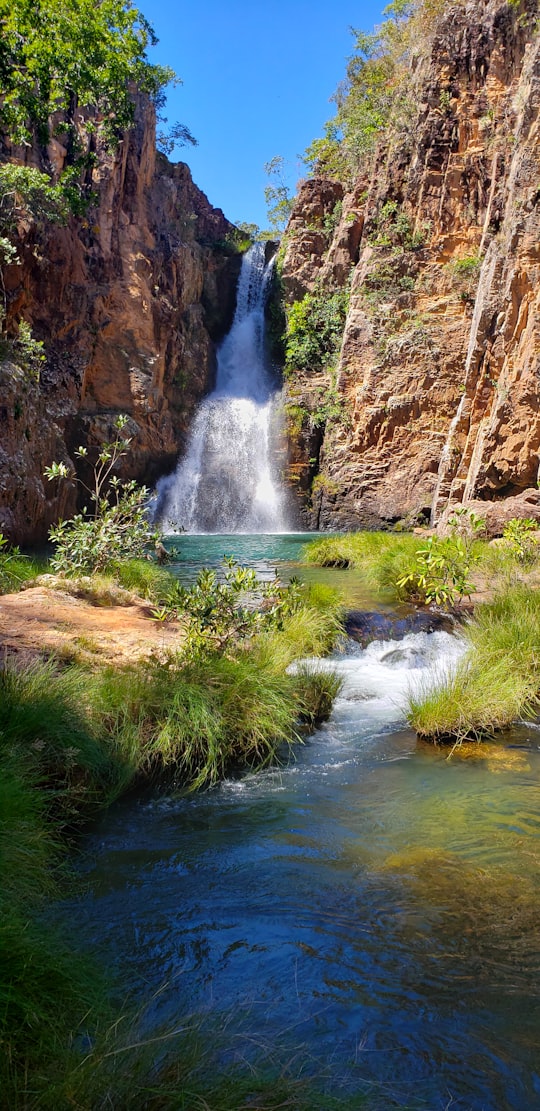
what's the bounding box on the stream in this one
[60,535,540,1110]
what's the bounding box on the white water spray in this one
[155,243,286,533]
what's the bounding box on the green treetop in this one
[0,0,175,152]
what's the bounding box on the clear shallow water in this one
[63,538,540,1109]
[164,531,398,611]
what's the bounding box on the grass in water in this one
[407,585,540,741]
[303,532,423,599]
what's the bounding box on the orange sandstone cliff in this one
[0,98,240,543]
[280,0,540,532]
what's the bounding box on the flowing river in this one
[63,535,540,1111]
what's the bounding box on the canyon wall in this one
[280,0,540,531]
[0,98,240,543]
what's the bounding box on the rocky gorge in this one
[1,0,540,543]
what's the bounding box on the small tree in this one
[44,415,160,573]
[264,156,294,236]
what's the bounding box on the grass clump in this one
[107,556,175,600]
[0,662,121,822]
[0,740,111,1108]
[407,585,540,741]
[0,532,47,594]
[303,532,420,598]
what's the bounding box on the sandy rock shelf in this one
[0,585,183,666]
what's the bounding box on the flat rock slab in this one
[0,587,183,665]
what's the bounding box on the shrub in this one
[396,535,477,608]
[45,414,160,573]
[452,254,482,277]
[502,517,539,565]
[285,286,349,376]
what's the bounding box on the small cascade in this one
[155,243,287,533]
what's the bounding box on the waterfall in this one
[155,243,287,534]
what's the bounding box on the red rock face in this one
[280,0,540,532]
[0,98,240,544]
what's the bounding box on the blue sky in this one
[142,1,386,229]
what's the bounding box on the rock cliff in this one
[280,0,540,531]
[0,98,240,543]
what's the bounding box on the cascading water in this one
[154,243,286,533]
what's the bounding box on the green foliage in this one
[303,122,350,181]
[396,535,477,608]
[452,254,482,277]
[303,6,412,182]
[296,664,343,726]
[264,155,294,235]
[285,285,349,376]
[232,220,274,244]
[45,414,160,573]
[502,517,539,565]
[156,121,198,157]
[0,0,175,150]
[446,505,486,539]
[214,226,257,254]
[407,654,537,742]
[48,486,158,574]
[0,662,117,822]
[107,556,174,599]
[154,558,269,655]
[0,164,79,336]
[10,320,45,380]
[369,199,429,250]
[150,559,343,666]
[284,402,309,437]
[0,164,72,231]
[0,532,35,593]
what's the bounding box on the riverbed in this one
[60,535,540,1110]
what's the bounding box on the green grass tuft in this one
[107,557,176,600]
[407,585,540,740]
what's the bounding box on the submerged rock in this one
[344,609,453,646]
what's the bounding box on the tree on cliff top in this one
[0,0,175,153]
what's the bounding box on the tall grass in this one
[107,556,175,600]
[0,551,48,594]
[303,532,422,599]
[407,585,540,740]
